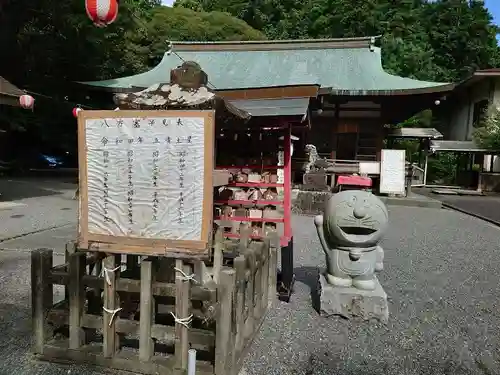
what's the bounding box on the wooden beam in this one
[103,255,120,358]
[47,310,215,349]
[69,253,85,349]
[50,272,216,300]
[31,249,53,354]
[139,258,154,362]
[217,86,318,100]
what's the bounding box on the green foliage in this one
[423,0,500,81]
[427,154,459,185]
[395,110,433,129]
[173,0,500,186]
[0,0,263,144]
[176,0,500,82]
[144,6,265,66]
[473,105,500,150]
[0,0,262,88]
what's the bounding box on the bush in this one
[473,105,500,150]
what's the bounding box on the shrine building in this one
[81,36,455,165]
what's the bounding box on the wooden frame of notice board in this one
[77,110,215,258]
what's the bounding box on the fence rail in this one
[31,236,278,375]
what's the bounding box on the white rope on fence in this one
[100,265,121,286]
[174,267,198,283]
[170,312,193,329]
[103,306,123,327]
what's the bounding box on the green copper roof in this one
[81,37,454,95]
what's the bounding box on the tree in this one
[473,105,500,150]
[0,0,263,151]
[144,6,266,66]
[423,0,500,81]
[174,0,500,184]
[175,0,500,83]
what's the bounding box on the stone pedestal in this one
[318,273,389,323]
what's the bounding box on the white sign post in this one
[379,149,406,195]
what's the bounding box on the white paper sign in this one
[379,149,405,194]
[84,115,206,241]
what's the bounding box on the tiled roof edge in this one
[170,36,381,51]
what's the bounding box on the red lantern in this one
[85,0,119,27]
[73,107,83,118]
[19,94,35,109]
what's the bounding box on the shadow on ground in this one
[0,178,77,201]
[294,266,321,312]
[0,180,61,200]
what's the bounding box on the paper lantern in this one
[85,0,119,27]
[19,94,35,109]
[72,107,83,118]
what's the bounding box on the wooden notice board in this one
[77,110,215,257]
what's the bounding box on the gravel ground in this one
[0,205,499,374]
[242,207,500,375]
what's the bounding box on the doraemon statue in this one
[314,190,388,291]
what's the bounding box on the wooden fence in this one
[31,236,278,375]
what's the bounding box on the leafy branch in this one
[473,105,500,150]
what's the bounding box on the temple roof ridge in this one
[80,36,455,96]
[168,36,381,51]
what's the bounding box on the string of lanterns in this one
[19,94,35,110]
[72,107,83,118]
[18,1,120,114]
[85,0,119,27]
[16,88,119,117]
[72,0,119,116]
[17,88,96,114]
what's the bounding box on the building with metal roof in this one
[0,76,24,107]
[435,69,500,142]
[81,37,453,95]
[429,140,493,153]
[429,69,500,190]
[80,37,457,165]
[387,127,443,140]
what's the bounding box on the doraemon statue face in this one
[323,190,388,248]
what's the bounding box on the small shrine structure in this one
[80,37,456,191]
[31,62,282,375]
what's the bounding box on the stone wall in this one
[292,189,332,215]
[478,172,500,192]
[291,189,441,214]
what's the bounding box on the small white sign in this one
[379,149,406,195]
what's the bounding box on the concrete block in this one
[318,273,389,323]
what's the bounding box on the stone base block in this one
[318,273,389,323]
